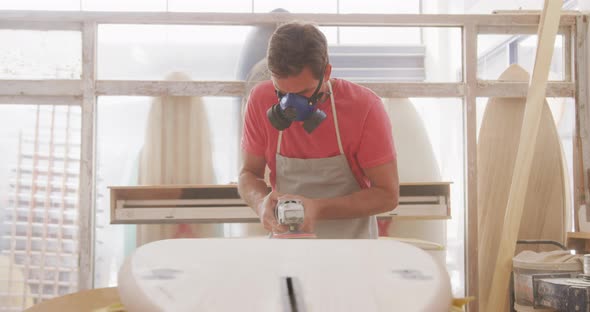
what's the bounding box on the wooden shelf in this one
[109,183,452,224]
[566,232,590,253]
[567,232,590,239]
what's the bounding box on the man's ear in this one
[323,63,332,82]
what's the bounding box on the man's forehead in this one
[271,76,318,94]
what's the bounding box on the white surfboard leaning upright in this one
[381,98,446,267]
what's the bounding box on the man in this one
[238,21,399,239]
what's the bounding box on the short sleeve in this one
[356,98,397,169]
[241,86,267,157]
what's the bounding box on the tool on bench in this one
[271,199,316,239]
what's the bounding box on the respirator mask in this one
[266,71,327,133]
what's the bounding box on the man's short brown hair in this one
[267,21,328,80]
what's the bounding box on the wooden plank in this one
[38,107,56,300]
[477,81,574,97]
[114,207,260,224]
[108,183,240,190]
[0,11,577,26]
[564,26,573,82]
[573,16,587,231]
[110,183,452,223]
[0,80,82,96]
[9,134,23,309]
[112,209,452,224]
[492,10,578,14]
[359,82,463,98]
[96,81,465,98]
[486,1,562,311]
[567,231,590,239]
[115,204,449,222]
[0,21,81,30]
[96,80,245,97]
[77,22,97,292]
[576,15,590,222]
[24,107,41,304]
[463,22,479,312]
[566,232,590,253]
[0,96,80,105]
[108,181,452,189]
[111,185,235,202]
[120,198,246,206]
[478,25,569,34]
[0,79,572,98]
[55,105,72,295]
[108,182,450,193]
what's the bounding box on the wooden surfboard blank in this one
[118,239,452,312]
[477,64,567,310]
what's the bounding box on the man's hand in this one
[277,194,319,234]
[257,191,289,233]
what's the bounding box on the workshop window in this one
[478,34,566,81]
[0,30,81,80]
[97,25,253,80]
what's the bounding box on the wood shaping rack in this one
[108,182,451,224]
[0,9,588,312]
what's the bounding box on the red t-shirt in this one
[241,78,396,189]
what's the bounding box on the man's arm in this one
[309,158,399,220]
[237,151,268,215]
[238,151,288,233]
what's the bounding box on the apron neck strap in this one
[328,80,344,154]
[278,131,283,154]
[277,80,344,155]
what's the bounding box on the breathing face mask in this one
[266,71,327,133]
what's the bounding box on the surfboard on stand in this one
[117,239,452,312]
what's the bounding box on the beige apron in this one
[275,81,378,239]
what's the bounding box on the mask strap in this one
[307,66,326,105]
[276,90,284,100]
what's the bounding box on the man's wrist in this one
[309,198,325,220]
[254,197,265,216]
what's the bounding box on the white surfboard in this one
[136,71,222,246]
[381,98,446,267]
[117,239,452,312]
[382,98,442,184]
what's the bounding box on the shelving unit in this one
[109,182,452,224]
